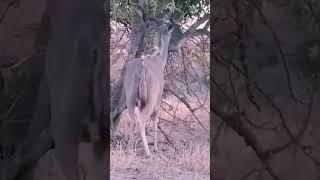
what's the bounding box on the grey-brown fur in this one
[124,22,174,157]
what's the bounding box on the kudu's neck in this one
[158,40,170,71]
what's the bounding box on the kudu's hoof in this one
[153,148,159,154]
[146,153,152,158]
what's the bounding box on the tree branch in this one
[128,0,147,22]
[187,13,210,33]
[164,86,209,134]
[187,29,210,38]
[215,50,320,167]
[0,0,19,26]
[212,106,280,180]
[247,0,311,105]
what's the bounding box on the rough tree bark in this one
[0,3,50,146]
[1,0,108,178]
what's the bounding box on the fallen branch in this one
[157,119,175,149]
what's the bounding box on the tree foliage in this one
[111,0,209,26]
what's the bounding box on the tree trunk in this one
[0,5,50,146]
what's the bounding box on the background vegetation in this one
[213,0,320,179]
[110,0,210,179]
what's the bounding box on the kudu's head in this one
[159,22,174,50]
[144,18,174,69]
[152,22,174,70]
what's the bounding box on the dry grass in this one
[111,141,209,180]
[110,95,210,180]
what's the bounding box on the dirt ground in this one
[32,142,209,180]
[29,94,210,180]
[110,95,210,180]
[33,143,107,180]
[110,174,209,180]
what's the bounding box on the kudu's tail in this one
[138,62,148,109]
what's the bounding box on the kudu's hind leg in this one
[138,106,154,158]
[126,106,136,149]
[125,82,138,150]
[151,110,160,153]
[151,95,162,153]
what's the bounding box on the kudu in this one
[3,0,107,180]
[124,21,174,157]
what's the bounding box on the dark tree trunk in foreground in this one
[0,2,49,146]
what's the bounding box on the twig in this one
[212,106,280,180]
[164,87,209,134]
[215,45,320,167]
[0,0,19,26]
[248,0,311,105]
[157,120,175,149]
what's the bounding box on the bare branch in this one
[128,0,147,22]
[164,86,209,134]
[215,50,320,167]
[187,29,210,38]
[212,106,280,180]
[247,0,311,105]
[0,0,19,26]
[187,13,210,33]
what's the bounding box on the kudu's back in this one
[125,57,164,109]
[124,22,173,109]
